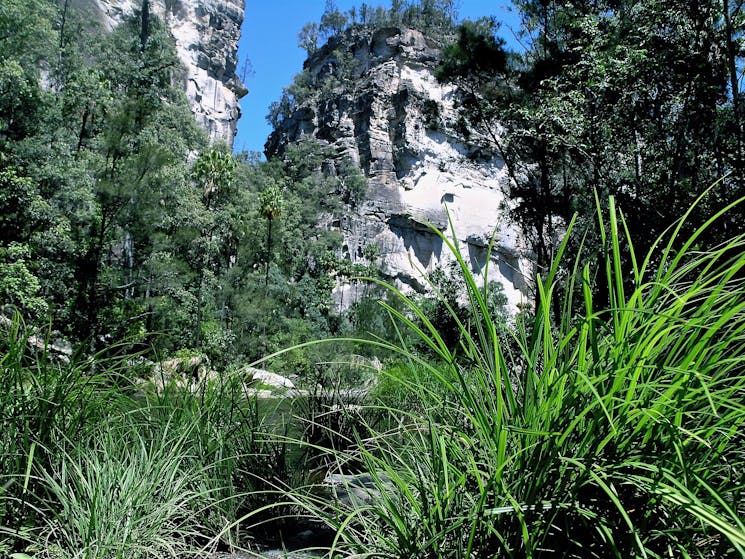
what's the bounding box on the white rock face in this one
[247,368,296,390]
[268,27,531,312]
[89,0,246,146]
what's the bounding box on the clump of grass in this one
[0,322,295,557]
[36,422,215,559]
[0,318,128,553]
[140,370,296,546]
[292,195,745,558]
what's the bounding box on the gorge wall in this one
[84,0,246,146]
[267,27,531,311]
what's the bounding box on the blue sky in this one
[234,1,521,155]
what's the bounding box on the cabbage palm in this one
[191,148,237,347]
[258,182,284,286]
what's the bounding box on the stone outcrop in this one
[86,0,246,146]
[267,27,531,311]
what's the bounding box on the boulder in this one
[247,368,296,390]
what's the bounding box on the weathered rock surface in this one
[247,368,296,389]
[267,27,531,311]
[324,471,393,509]
[86,0,246,146]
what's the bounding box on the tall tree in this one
[258,181,284,287]
[320,0,348,39]
[298,22,320,56]
[191,148,237,348]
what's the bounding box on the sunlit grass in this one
[288,194,745,558]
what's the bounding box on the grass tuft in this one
[288,195,745,558]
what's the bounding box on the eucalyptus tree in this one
[319,0,349,40]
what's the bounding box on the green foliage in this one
[258,182,284,221]
[267,48,356,129]
[372,359,443,413]
[0,244,48,319]
[409,262,509,355]
[0,60,43,141]
[0,317,128,553]
[2,3,745,557]
[350,0,458,35]
[298,22,321,56]
[283,0,462,123]
[0,164,51,243]
[0,0,55,70]
[436,18,507,80]
[259,181,284,287]
[193,147,238,207]
[319,0,349,40]
[422,99,441,130]
[438,2,745,298]
[0,316,293,556]
[0,0,218,351]
[209,138,368,372]
[290,197,745,558]
[266,90,296,130]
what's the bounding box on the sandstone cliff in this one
[86,0,246,146]
[267,27,530,311]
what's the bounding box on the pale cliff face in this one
[268,27,530,312]
[92,0,246,146]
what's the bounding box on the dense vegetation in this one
[1,0,744,558]
[0,0,376,374]
[436,0,745,300]
[298,0,459,57]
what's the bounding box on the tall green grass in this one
[0,319,126,554]
[0,320,291,558]
[293,196,745,558]
[37,422,216,559]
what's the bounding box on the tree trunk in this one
[83,213,108,351]
[265,217,273,287]
[76,104,91,153]
[723,0,743,167]
[195,268,203,349]
[57,0,70,88]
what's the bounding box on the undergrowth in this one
[0,328,289,558]
[1,193,743,559]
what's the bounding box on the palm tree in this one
[192,148,236,210]
[258,182,284,286]
[191,148,236,348]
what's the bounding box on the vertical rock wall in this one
[90,0,247,146]
[267,27,531,312]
